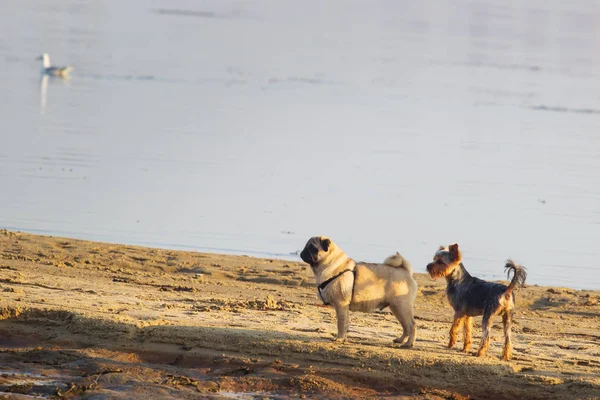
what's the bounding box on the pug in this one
[300,236,417,347]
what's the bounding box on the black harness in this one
[317,268,356,306]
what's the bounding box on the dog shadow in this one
[2,308,598,399]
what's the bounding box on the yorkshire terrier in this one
[426,244,526,360]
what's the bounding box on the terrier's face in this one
[426,244,462,278]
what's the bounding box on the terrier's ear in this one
[396,251,400,256]
[449,243,460,261]
[320,238,331,252]
[438,245,445,251]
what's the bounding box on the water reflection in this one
[39,72,71,115]
[39,75,48,114]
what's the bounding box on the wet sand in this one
[0,230,598,399]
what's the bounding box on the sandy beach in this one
[0,230,598,399]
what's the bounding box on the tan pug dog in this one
[300,236,417,347]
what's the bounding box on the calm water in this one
[1,1,599,289]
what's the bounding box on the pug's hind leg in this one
[389,301,416,347]
[333,304,350,342]
[391,306,408,344]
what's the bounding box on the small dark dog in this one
[426,244,526,360]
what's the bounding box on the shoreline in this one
[0,230,599,399]
[0,225,302,261]
[3,227,597,291]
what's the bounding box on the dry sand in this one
[0,230,598,399]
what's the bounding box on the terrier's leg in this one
[476,310,495,357]
[448,315,464,349]
[463,316,473,353]
[501,312,512,360]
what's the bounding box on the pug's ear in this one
[320,238,331,252]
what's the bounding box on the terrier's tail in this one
[504,259,527,296]
[383,252,413,275]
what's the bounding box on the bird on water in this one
[37,53,74,77]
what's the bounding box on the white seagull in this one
[37,53,74,77]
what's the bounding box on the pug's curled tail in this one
[383,252,413,275]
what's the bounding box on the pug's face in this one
[300,236,332,268]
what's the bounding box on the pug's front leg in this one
[333,304,350,342]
